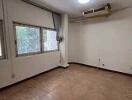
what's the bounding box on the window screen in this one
[42,29,58,52]
[15,24,41,55]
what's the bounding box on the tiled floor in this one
[0,64,132,100]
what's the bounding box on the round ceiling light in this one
[78,0,90,4]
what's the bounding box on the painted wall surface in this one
[0,0,60,88]
[0,0,3,19]
[60,14,69,67]
[7,0,54,28]
[69,8,132,74]
[0,0,13,88]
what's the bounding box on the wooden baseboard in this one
[69,62,132,77]
[0,66,65,91]
[1,63,131,91]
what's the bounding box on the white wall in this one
[60,14,69,67]
[69,8,132,74]
[7,0,60,83]
[0,0,13,88]
[0,0,61,88]
[0,0,3,19]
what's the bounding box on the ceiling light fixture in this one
[78,0,90,4]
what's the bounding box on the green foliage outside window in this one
[16,25,40,55]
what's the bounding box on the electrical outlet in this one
[11,74,15,79]
[102,64,105,66]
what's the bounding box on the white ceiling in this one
[31,0,132,18]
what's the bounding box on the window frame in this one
[13,22,59,57]
[42,28,59,53]
[14,22,42,57]
[0,20,6,59]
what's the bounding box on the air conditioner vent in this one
[84,10,94,14]
[82,3,112,18]
[94,7,105,12]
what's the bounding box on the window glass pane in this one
[0,20,3,57]
[43,29,58,51]
[0,37,2,57]
[15,25,40,55]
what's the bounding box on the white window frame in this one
[42,28,59,53]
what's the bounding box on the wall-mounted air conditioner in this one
[82,3,112,18]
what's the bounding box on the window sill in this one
[16,50,59,58]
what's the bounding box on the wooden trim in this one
[69,62,132,77]
[1,63,131,90]
[0,66,65,90]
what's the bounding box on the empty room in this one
[0,0,132,100]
